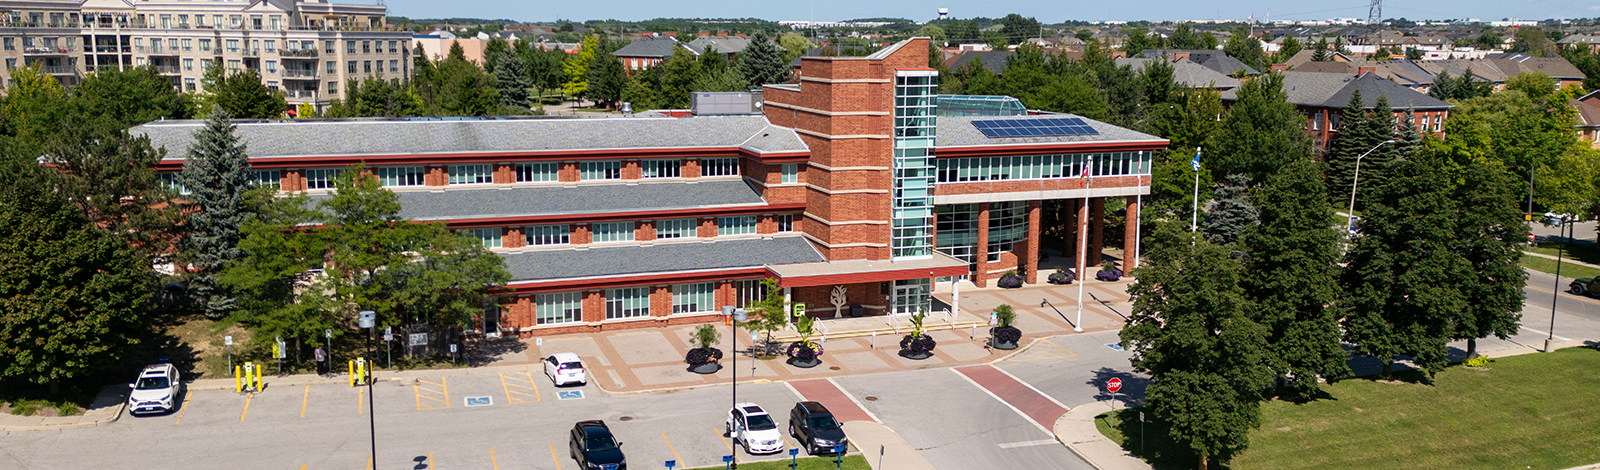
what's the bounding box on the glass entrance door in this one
[892,279,931,316]
[482,301,500,337]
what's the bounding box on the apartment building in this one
[132,38,1168,338]
[0,0,412,111]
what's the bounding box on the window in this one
[346,40,355,53]
[347,61,356,74]
[183,58,193,71]
[325,40,335,53]
[641,159,680,178]
[251,170,280,188]
[987,201,1028,262]
[250,15,261,30]
[195,15,205,27]
[700,158,739,176]
[1432,115,1442,132]
[213,15,223,28]
[375,166,425,187]
[327,81,337,95]
[158,173,190,195]
[526,224,570,246]
[3,38,12,50]
[389,60,398,73]
[535,291,581,325]
[181,38,191,51]
[183,77,195,91]
[718,216,757,236]
[199,38,211,51]
[461,228,502,248]
[265,60,276,73]
[388,40,397,53]
[160,14,171,29]
[449,164,492,185]
[304,168,342,189]
[605,287,649,319]
[1330,114,1341,131]
[226,39,239,52]
[270,15,281,30]
[226,60,240,73]
[266,81,278,92]
[1312,113,1322,131]
[363,60,371,73]
[656,218,697,239]
[326,60,336,73]
[580,161,621,180]
[591,222,635,243]
[168,38,177,51]
[775,214,794,232]
[374,41,383,53]
[264,40,275,52]
[515,162,559,182]
[735,279,767,308]
[672,282,715,314]
[362,41,371,53]
[781,163,797,183]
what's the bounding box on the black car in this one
[1572,277,1600,298]
[569,420,626,470]
[789,401,849,455]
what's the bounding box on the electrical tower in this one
[1367,0,1382,50]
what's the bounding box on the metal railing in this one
[284,90,318,99]
[154,65,180,74]
[41,65,75,75]
[279,49,318,58]
[92,46,131,53]
[23,45,74,54]
[240,48,260,57]
[281,69,318,78]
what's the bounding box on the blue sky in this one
[383,0,1597,24]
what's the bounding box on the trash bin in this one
[850,305,863,317]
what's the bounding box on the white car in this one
[726,402,785,455]
[127,363,182,415]
[543,352,587,386]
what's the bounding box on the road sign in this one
[464,396,492,407]
[272,341,284,359]
[1107,378,1123,393]
[794,303,806,317]
[225,335,233,346]
[665,460,676,469]
[325,328,333,339]
[409,333,427,346]
[449,344,458,353]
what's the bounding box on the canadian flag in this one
[1080,157,1092,179]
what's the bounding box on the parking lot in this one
[3,364,852,469]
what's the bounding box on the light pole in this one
[1547,215,1573,353]
[724,305,746,469]
[358,310,377,470]
[1346,140,1397,234]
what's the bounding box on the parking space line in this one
[490,448,500,470]
[429,453,433,469]
[240,392,253,421]
[661,433,683,465]
[301,385,309,418]
[174,393,191,425]
[715,427,740,463]
[357,386,364,414]
[548,442,561,470]
[415,377,451,410]
[499,372,541,404]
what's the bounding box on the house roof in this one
[1223,72,1452,110]
[1484,54,1587,80]
[935,114,1167,148]
[501,235,823,283]
[1114,58,1241,89]
[1570,96,1600,128]
[1558,34,1600,45]
[944,50,1013,75]
[685,36,751,55]
[338,179,770,222]
[613,37,695,59]
[134,115,808,162]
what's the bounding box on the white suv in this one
[128,363,182,415]
[726,403,785,454]
[543,353,587,387]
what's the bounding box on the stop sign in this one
[1107,378,1123,393]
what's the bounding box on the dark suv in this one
[569,420,627,470]
[789,401,849,455]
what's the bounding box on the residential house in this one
[1222,71,1452,150]
[1115,57,1241,91]
[1141,49,1260,77]
[1571,90,1600,149]
[613,36,696,72]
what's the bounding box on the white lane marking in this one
[950,368,1054,437]
[991,365,1071,411]
[1520,326,1572,342]
[826,377,883,424]
[783,381,806,401]
[997,439,1061,449]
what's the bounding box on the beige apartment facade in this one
[0,0,413,111]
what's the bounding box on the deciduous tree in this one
[1205,73,1313,184]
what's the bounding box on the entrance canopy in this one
[766,252,969,288]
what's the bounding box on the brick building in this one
[1224,71,1452,151]
[134,38,1167,337]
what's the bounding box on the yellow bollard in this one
[234,365,242,393]
[349,360,356,387]
[255,362,263,390]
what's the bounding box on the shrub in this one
[787,341,823,361]
[1048,268,1075,284]
[997,270,1024,288]
[993,326,1022,344]
[1465,356,1490,367]
[899,334,937,353]
[692,324,720,351]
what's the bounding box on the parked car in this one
[726,402,785,454]
[544,352,587,386]
[789,401,849,455]
[569,420,626,470]
[1571,277,1600,298]
[127,363,182,415]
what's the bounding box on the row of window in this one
[1312,112,1443,133]
[534,280,768,324]
[158,169,281,194]
[456,215,793,249]
[306,159,748,189]
[934,152,1153,183]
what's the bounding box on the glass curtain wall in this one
[891,70,939,315]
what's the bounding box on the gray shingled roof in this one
[614,37,695,59]
[326,179,768,222]
[502,235,823,282]
[1222,72,1450,110]
[134,115,807,161]
[686,36,752,55]
[936,114,1166,148]
[1115,58,1241,89]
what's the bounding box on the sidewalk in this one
[1053,401,1151,470]
[0,384,129,431]
[843,421,936,470]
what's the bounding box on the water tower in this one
[938,8,948,20]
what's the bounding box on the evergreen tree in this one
[1312,38,1329,62]
[447,40,467,62]
[1355,95,1401,190]
[1223,27,1266,71]
[1240,159,1349,399]
[1200,174,1258,246]
[482,37,510,72]
[0,158,148,393]
[1449,159,1528,359]
[621,67,661,110]
[1170,24,1205,49]
[1206,73,1313,184]
[1278,36,1303,63]
[179,107,252,319]
[1428,70,1456,101]
[1325,90,1377,204]
[585,46,627,108]
[492,48,531,108]
[39,115,180,261]
[1121,224,1273,470]
[735,31,789,86]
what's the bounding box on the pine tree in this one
[1200,174,1258,246]
[1241,159,1349,399]
[585,46,626,108]
[1312,38,1329,62]
[1122,224,1273,470]
[1356,95,1400,190]
[179,107,253,319]
[1325,90,1375,204]
[1428,70,1456,101]
[492,48,531,108]
[1448,159,1528,359]
[735,31,789,86]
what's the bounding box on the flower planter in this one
[989,338,1018,350]
[787,356,822,368]
[685,347,724,374]
[898,334,936,360]
[688,361,723,374]
[990,326,1021,350]
[786,341,823,368]
[898,349,932,360]
[997,274,1024,289]
[1048,270,1075,285]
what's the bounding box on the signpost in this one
[1139,411,1146,454]
[383,327,392,368]
[1107,378,1123,409]
[225,335,234,373]
[324,328,333,374]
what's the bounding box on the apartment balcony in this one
[284,90,318,100]
[23,45,75,55]
[279,49,319,58]
[92,45,133,54]
[4,21,81,29]
[41,65,76,75]
[281,69,319,79]
[146,47,178,56]
[240,48,260,57]
[154,65,180,75]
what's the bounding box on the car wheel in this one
[1573,282,1588,296]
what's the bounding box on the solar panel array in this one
[971,117,1099,138]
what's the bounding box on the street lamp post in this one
[1547,216,1573,353]
[724,305,747,469]
[1346,140,1397,234]
[358,310,377,470]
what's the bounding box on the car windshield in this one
[560,362,583,370]
[747,414,777,430]
[585,435,617,452]
[135,376,169,390]
[807,416,840,430]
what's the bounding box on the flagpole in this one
[1076,155,1090,333]
[1190,147,1202,234]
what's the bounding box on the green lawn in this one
[686,455,869,470]
[1520,253,1600,280]
[1525,241,1600,266]
[1097,347,1600,470]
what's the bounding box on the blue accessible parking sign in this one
[1106,343,1125,351]
[558,390,585,400]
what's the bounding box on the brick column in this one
[1124,198,1139,270]
[1089,198,1104,267]
[1025,200,1041,284]
[975,203,990,287]
[503,227,525,248]
[1076,199,1089,282]
[582,290,604,323]
[651,286,672,317]
[1063,199,1080,261]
